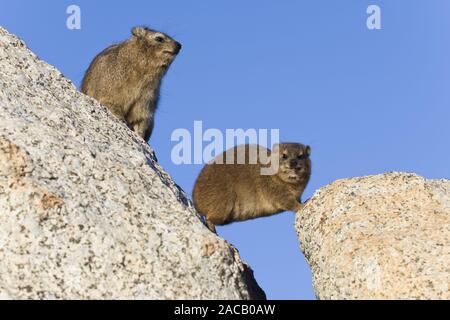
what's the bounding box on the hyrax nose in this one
[290,160,298,168]
[174,42,182,54]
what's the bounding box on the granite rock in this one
[0,26,265,300]
[296,172,450,299]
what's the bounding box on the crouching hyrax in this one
[193,143,312,233]
[81,26,182,141]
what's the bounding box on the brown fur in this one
[81,27,181,141]
[193,143,312,233]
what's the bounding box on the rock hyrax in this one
[81,26,182,141]
[193,143,312,233]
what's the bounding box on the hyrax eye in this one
[155,36,165,43]
[282,154,288,159]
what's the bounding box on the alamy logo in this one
[171,121,280,175]
[367,5,382,30]
[66,5,81,30]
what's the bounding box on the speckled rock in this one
[296,172,450,300]
[0,26,265,300]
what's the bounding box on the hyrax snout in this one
[193,143,312,233]
[81,26,181,141]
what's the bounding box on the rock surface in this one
[0,26,265,300]
[296,172,450,300]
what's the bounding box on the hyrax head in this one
[273,143,311,184]
[131,26,182,67]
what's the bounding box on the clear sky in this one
[1,1,449,300]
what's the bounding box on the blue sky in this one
[1,1,449,299]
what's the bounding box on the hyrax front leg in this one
[279,197,304,213]
[128,102,154,141]
[292,201,305,212]
[144,116,155,142]
[132,121,148,140]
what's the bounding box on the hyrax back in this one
[193,143,312,233]
[81,27,182,141]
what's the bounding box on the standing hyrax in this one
[193,143,312,233]
[81,26,182,141]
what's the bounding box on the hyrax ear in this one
[305,145,312,157]
[132,27,147,38]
